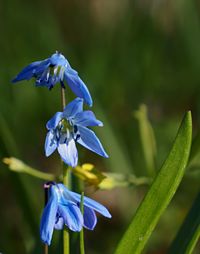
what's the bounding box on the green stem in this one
[3,157,57,181]
[44,184,50,254]
[61,87,70,254]
[21,165,56,181]
[61,87,66,110]
[80,192,85,254]
[63,226,70,254]
[63,163,71,254]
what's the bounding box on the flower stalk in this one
[61,87,66,111]
[44,183,50,254]
[44,244,48,254]
[61,87,70,254]
[80,192,85,254]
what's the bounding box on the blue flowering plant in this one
[4,50,197,254]
[45,97,108,167]
[12,52,92,106]
[11,52,111,254]
[40,183,111,245]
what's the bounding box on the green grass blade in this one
[80,192,85,254]
[115,111,192,254]
[169,191,200,254]
[187,131,200,171]
[134,104,157,177]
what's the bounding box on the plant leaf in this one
[169,191,200,254]
[134,104,157,177]
[187,131,200,171]
[115,111,192,254]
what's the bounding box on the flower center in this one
[49,65,65,80]
[57,118,80,142]
[58,118,73,133]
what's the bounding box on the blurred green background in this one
[0,0,200,253]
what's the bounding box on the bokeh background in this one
[0,0,200,253]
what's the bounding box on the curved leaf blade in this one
[169,191,200,254]
[115,112,192,254]
[134,104,157,177]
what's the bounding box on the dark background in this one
[0,0,199,253]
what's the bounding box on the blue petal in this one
[12,59,50,82]
[74,111,103,127]
[77,126,108,158]
[46,112,63,130]
[57,139,78,167]
[58,203,83,232]
[12,61,42,82]
[83,206,97,230]
[64,68,93,107]
[58,184,111,218]
[33,59,50,74]
[54,217,64,230]
[40,186,58,245]
[50,52,68,66]
[45,131,58,157]
[63,98,83,119]
[78,195,111,218]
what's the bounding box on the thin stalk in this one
[44,184,50,254]
[61,87,66,110]
[80,192,85,254]
[3,157,57,181]
[21,166,56,181]
[63,164,70,254]
[44,244,48,254]
[61,87,70,254]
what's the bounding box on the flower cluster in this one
[40,183,111,245]
[45,97,108,167]
[13,52,92,106]
[13,52,111,246]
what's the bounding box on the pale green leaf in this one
[115,111,192,254]
[134,104,157,177]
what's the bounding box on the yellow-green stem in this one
[44,184,49,254]
[61,87,66,110]
[80,192,85,254]
[63,163,71,254]
[61,87,70,254]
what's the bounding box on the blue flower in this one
[45,98,108,167]
[12,51,92,106]
[40,183,111,245]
